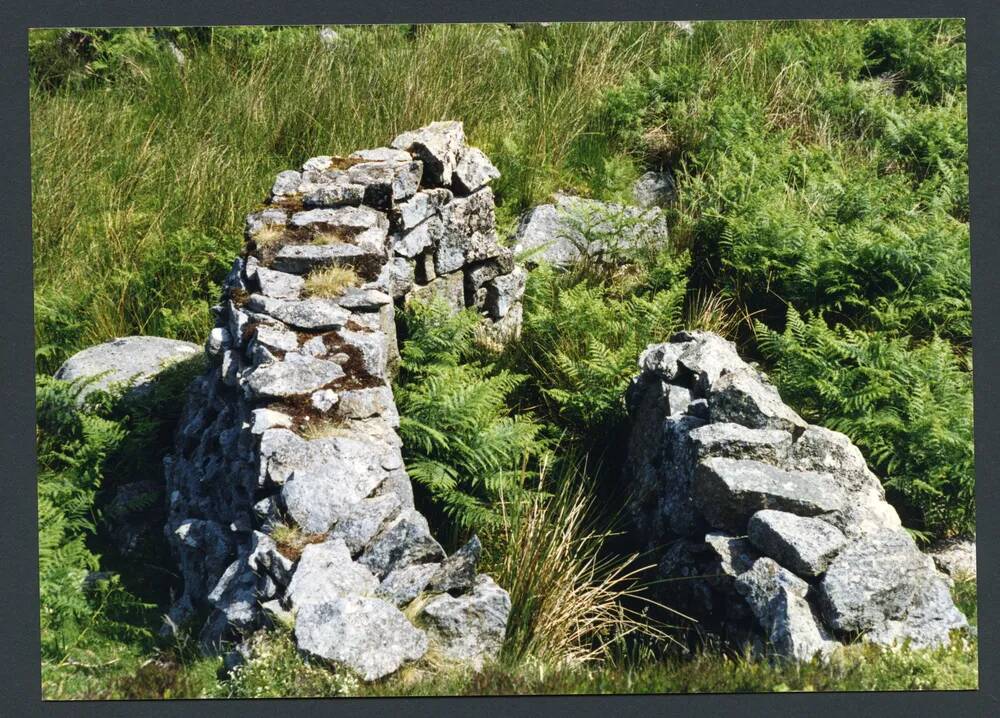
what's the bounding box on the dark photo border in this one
[2,1,996,716]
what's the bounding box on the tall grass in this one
[31,23,682,372]
[493,458,679,666]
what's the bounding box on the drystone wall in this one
[162,122,521,680]
[624,331,970,661]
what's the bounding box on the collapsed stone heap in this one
[162,122,519,681]
[625,331,969,661]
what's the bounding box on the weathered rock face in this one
[510,193,668,268]
[624,331,969,660]
[161,123,514,680]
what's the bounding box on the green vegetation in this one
[31,20,975,698]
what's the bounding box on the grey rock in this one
[253,266,305,300]
[311,388,339,412]
[247,531,294,588]
[335,287,393,310]
[747,510,846,577]
[206,327,231,358]
[329,494,402,555]
[393,188,453,231]
[688,422,793,463]
[485,267,527,319]
[632,170,676,208]
[337,328,389,379]
[693,457,845,533]
[735,558,838,661]
[319,26,340,46]
[347,160,423,208]
[299,335,328,357]
[427,536,481,594]
[245,208,288,240]
[248,295,350,331]
[405,270,466,314]
[465,252,515,293]
[350,147,413,163]
[251,324,299,354]
[417,574,510,668]
[202,557,260,648]
[246,353,344,399]
[436,188,501,274]
[250,408,294,434]
[285,538,379,608]
[511,194,667,268]
[271,242,383,275]
[220,349,242,386]
[928,537,977,580]
[391,120,466,186]
[359,509,446,579]
[55,336,200,403]
[294,595,428,681]
[271,170,302,198]
[391,216,442,258]
[366,256,414,300]
[337,386,399,425]
[819,528,968,645]
[708,369,807,434]
[790,425,901,534]
[290,205,388,232]
[282,459,386,533]
[453,146,500,194]
[671,331,748,392]
[301,156,333,172]
[376,563,439,607]
[302,177,366,208]
[704,532,759,579]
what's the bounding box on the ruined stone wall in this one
[162,122,520,680]
[624,331,969,661]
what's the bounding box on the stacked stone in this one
[624,331,969,661]
[162,123,515,682]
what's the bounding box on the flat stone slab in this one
[748,509,846,577]
[55,336,200,402]
[693,457,845,533]
[689,422,793,464]
[271,243,383,275]
[245,353,344,399]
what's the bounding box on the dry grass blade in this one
[304,266,361,298]
[495,458,684,667]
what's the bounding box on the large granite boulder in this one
[624,331,970,660]
[55,335,200,403]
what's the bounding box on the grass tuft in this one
[304,266,360,298]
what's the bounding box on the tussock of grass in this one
[269,522,327,562]
[683,288,754,340]
[304,266,360,298]
[251,225,286,249]
[297,416,354,440]
[493,458,681,667]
